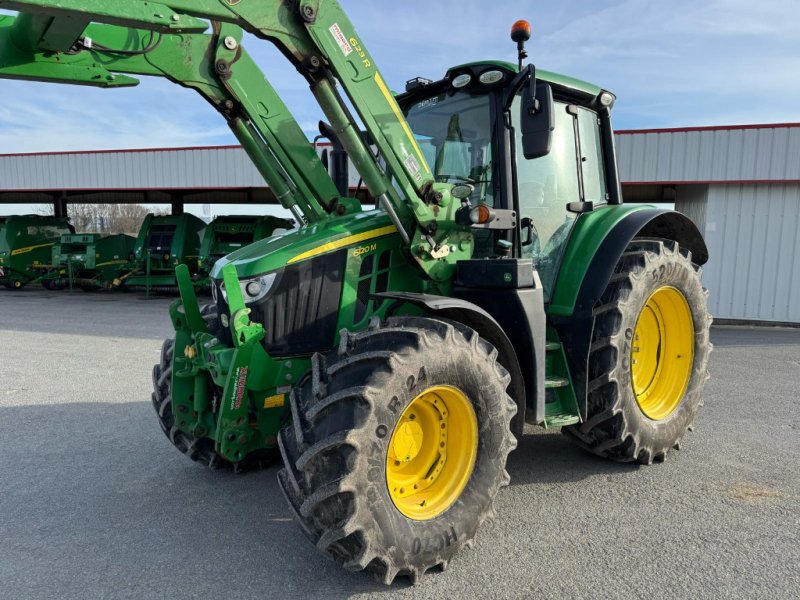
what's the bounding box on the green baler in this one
[36,232,136,290]
[0,215,74,289]
[120,213,206,292]
[194,215,294,290]
[0,2,713,585]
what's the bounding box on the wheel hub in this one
[386,385,477,521]
[392,420,424,463]
[631,286,695,420]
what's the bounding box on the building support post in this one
[171,193,184,216]
[53,192,68,218]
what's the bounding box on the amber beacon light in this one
[510,20,532,70]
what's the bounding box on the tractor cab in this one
[398,61,617,301]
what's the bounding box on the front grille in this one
[215,249,345,357]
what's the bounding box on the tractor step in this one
[545,377,569,388]
[543,413,581,427]
[543,333,581,428]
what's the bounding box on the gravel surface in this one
[1,288,798,599]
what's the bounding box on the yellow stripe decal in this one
[11,242,54,256]
[95,260,128,268]
[374,72,432,179]
[287,225,397,265]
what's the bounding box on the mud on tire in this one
[277,316,517,584]
[563,238,712,464]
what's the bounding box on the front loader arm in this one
[0,14,336,223]
[0,0,480,280]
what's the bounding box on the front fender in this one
[375,291,530,438]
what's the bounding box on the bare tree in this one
[54,203,168,234]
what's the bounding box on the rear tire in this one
[563,238,712,464]
[150,305,278,473]
[277,317,516,584]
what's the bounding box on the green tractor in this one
[194,214,295,290]
[0,214,74,289]
[1,3,711,584]
[117,213,206,292]
[35,232,135,291]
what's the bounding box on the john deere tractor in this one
[0,2,711,584]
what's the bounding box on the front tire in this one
[277,317,516,584]
[563,238,712,464]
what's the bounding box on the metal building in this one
[2,123,799,323]
[0,143,362,214]
[617,123,800,324]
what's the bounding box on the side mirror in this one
[520,82,554,160]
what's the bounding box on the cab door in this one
[514,98,608,300]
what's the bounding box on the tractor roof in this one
[448,61,604,98]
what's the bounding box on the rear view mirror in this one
[520,82,554,159]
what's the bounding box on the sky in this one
[1,0,799,213]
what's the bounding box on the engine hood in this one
[210,210,398,280]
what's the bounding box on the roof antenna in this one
[510,20,532,71]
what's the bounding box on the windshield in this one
[404,92,495,208]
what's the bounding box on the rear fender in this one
[548,207,708,419]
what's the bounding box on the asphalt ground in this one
[1,288,798,599]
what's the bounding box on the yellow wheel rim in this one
[631,286,695,420]
[386,385,478,521]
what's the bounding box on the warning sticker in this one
[329,23,353,56]
[404,154,422,180]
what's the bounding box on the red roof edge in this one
[616,122,800,135]
[0,141,334,159]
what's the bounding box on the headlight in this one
[220,272,277,305]
[479,70,504,85]
[599,91,616,108]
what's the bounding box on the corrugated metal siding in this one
[0,147,266,191]
[616,126,800,184]
[0,145,363,191]
[703,183,800,322]
[675,185,708,231]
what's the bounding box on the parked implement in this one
[36,233,135,291]
[194,215,294,290]
[118,213,205,292]
[0,215,74,289]
[1,1,711,584]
